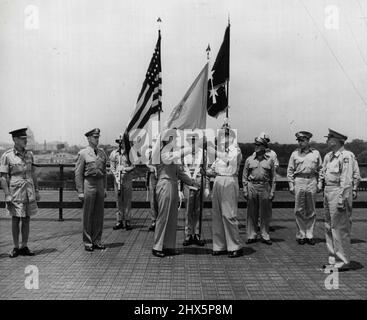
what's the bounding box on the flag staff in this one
[198,45,211,237]
[157,17,162,133]
[225,17,230,120]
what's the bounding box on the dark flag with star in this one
[207,24,230,118]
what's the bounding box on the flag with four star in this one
[207,24,230,118]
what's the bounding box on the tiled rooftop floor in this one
[0,206,366,300]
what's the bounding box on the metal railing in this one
[1,163,366,220]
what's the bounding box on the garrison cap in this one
[254,136,268,147]
[295,131,313,140]
[324,128,347,142]
[85,128,100,137]
[9,128,27,138]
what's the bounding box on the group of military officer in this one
[0,126,361,271]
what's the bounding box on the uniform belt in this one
[325,183,340,187]
[217,174,237,177]
[295,173,316,179]
[249,180,269,184]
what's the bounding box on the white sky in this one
[0,0,367,145]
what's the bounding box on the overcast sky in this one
[0,0,367,146]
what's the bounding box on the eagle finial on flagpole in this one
[157,17,162,31]
[206,44,211,60]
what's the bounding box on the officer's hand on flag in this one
[204,188,210,198]
[35,190,41,202]
[5,194,12,203]
[270,192,274,201]
[78,193,85,201]
[352,190,358,200]
[289,186,295,195]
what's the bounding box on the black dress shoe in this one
[85,246,94,252]
[148,223,156,231]
[212,250,227,256]
[262,239,272,245]
[183,235,193,246]
[228,249,243,258]
[246,239,256,244]
[125,221,132,230]
[152,249,165,258]
[297,239,306,245]
[93,244,106,250]
[113,221,124,230]
[9,248,20,258]
[307,238,316,245]
[194,234,205,246]
[20,247,35,256]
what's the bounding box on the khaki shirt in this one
[75,146,107,193]
[0,148,37,202]
[243,153,276,192]
[287,148,322,186]
[319,147,360,201]
[109,149,134,185]
[252,148,279,169]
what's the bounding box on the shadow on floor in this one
[351,239,366,244]
[350,261,364,271]
[181,247,213,255]
[104,242,124,249]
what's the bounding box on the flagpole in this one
[226,18,230,120]
[157,17,162,134]
[198,46,211,237]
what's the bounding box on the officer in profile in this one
[0,128,40,258]
[318,129,360,272]
[75,128,107,251]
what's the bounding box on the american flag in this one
[126,32,162,134]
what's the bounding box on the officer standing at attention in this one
[318,129,360,272]
[75,128,107,252]
[243,136,276,245]
[253,132,279,231]
[110,134,135,231]
[287,131,322,245]
[182,144,209,247]
[0,128,40,258]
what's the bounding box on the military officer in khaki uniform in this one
[206,126,243,258]
[75,128,107,251]
[318,129,360,271]
[253,132,279,232]
[151,129,198,258]
[0,128,40,258]
[182,147,209,247]
[287,131,322,245]
[243,136,276,245]
[110,135,135,231]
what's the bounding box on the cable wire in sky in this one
[299,0,367,110]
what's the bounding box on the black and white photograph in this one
[0,0,367,306]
